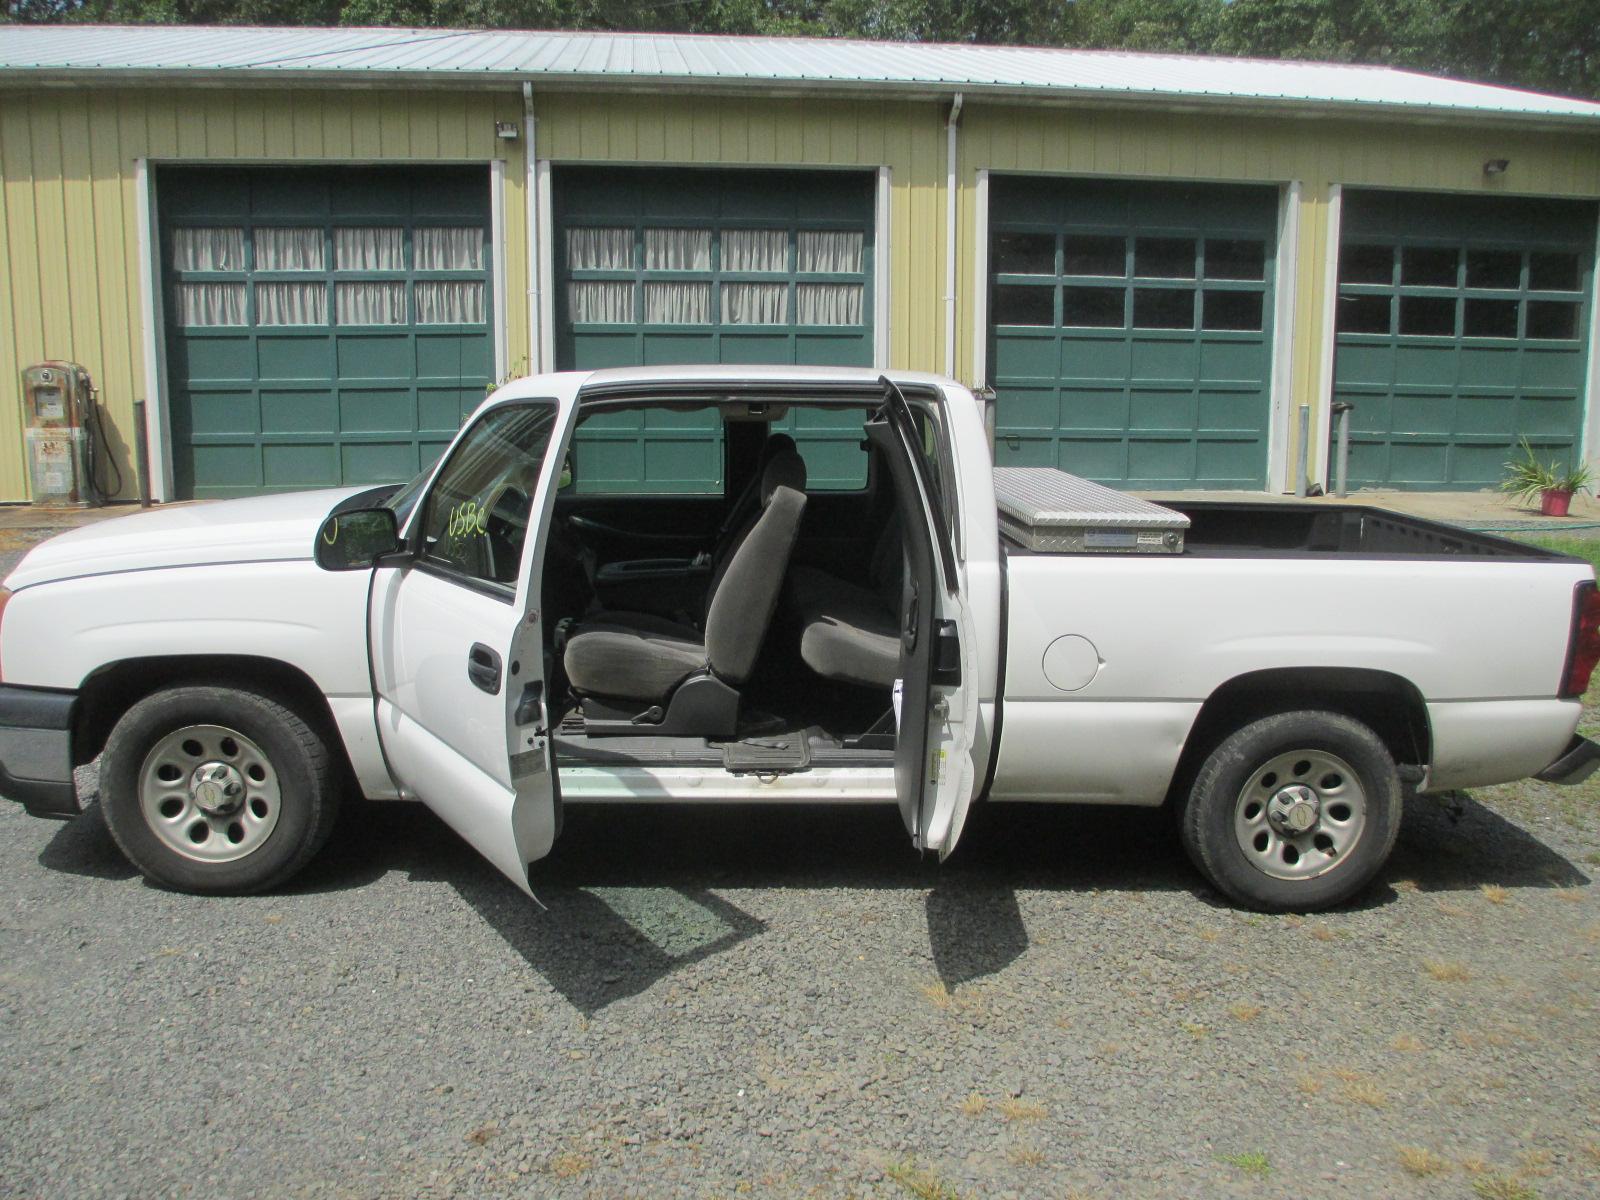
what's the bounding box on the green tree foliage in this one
[7,0,1600,100]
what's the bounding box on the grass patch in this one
[998,1098,1047,1123]
[1180,1021,1209,1039]
[1008,1145,1046,1167]
[957,1092,986,1117]
[1396,1146,1450,1177]
[1423,957,1473,982]
[1482,884,1510,905]
[547,1152,591,1179]
[1511,534,1600,572]
[886,1160,964,1200]
[1472,1173,1539,1200]
[1217,1151,1271,1177]
[1228,1002,1263,1022]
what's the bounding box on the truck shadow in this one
[34,786,1589,1016]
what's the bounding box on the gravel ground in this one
[3,763,1598,1200]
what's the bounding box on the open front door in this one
[369,389,577,895]
[870,377,981,860]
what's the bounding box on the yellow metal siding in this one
[0,88,527,502]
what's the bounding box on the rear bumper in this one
[1535,735,1600,786]
[0,684,79,818]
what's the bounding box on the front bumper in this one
[0,684,79,818]
[1535,735,1600,786]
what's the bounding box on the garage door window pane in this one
[569,281,634,323]
[797,283,862,325]
[1132,288,1193,329]
[994,232,1055,276]
[1463,298,1518,339]
[1337,293,1391,334]
[1134,238,1195,279]
[416,281,485,324]
[567,228,632,271]
[1529,252,1580,292]
[1204,240,1266,281]
[1339,244,1394,285]
[256,228,324,272]
[256,282,327,326]
[1202,290,1263,332]
[1401,246,1458,286]
[1063,236,1124,277]
[337,282,406,326]
[798,230,864,274]
[993,284,1054,326]
[722,229,786,273]
[173,227,245,272]
[644,228,711,272]
[644,282,711,324]
[335,227,403,271]
[723,282,788,325]
[1061,287,1122,328]
[416,227,483,271]
[175,282,246,326]
[1465,250,1520,290]
[1399,295,1455,336]
[1527,300,1580,340]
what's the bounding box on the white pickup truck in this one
[3,366,1597,911]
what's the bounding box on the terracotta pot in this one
[1541,488,1573,517]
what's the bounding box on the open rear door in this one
[870,377,981,859]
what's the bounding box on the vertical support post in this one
[133,399,152,508]
[1295,404,1311,498]
[1332,401,1353,498]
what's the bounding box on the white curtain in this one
[416,226,482,271]
[567,227,632,271]
[337,281,406,325]
[644,282,710,324]
[416,280,485,324]
[175,282,246,326]
[256,227,324,272]
[798,230,865,274]
[723,282,788,325]
[645,228,711,272]
[797,283,862,325]
[256,282,327,326]
[568,281,634,323]
[722,229,787,273]
[172,227,245,272]
[335,227,403,271]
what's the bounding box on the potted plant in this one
[1501,438,1593,516]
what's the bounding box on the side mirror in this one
[314,507,401,571]
[558,452,576,491]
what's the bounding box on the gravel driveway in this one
[4,767,1598,1200]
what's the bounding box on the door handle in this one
[467,643,502,694]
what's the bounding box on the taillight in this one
[1560,580,1600,698]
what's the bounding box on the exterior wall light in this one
[495,122,520,140]
[1483,158,1510,175]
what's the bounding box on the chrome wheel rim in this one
[1233,748,1366,881]
[138,724,281,864]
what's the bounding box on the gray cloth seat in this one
[789,514,903,689]
[564,450,808,705]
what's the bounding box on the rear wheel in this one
[100,686,341,894]
[1181,710,1401,912]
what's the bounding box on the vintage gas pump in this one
[20,362,114,507]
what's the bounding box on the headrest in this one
[762,433,797,461]
[760,448,807,504]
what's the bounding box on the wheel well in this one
[1166,668,1431,805]
[73,656,349,772]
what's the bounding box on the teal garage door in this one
[159,166,492,499]
[988,177,1279,489]
[1333,191,1596,490]
[554,167,875,493]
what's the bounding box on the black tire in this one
[1180,710,1401,912]
[99,685,341,895]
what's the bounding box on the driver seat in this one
[562,449,808,726]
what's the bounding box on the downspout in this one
[944,92,964,380]
[523,81,541,375]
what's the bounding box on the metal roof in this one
[5,25,1600,126]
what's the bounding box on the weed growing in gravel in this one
[1393,878,1420,892]
[1553,888,1585,903]
[1482,885,1511,905]
[1334,1070,1388,1108]
[1437,901,1470,917]
[886,1160,964,1200]
[1471,1173,1539,1200]
[1228,1002,1262,1022]
[1295,1074,1323,1096]
[547,1152,591,1179]
[1396,1146,1450,1176]
[1180,1021,1208,1039]
[1391,1033,1424,1053]
[1309,924,1342,942]
[1217,1151,1271,1176]
[1515,1149,1554,1178]
[920,983,955,1010]
[998,1098,1047,1123]
[957,1093,986,1116]
[1008,1145,1046,1167]
[1461,1156,1491,1175]
[1423,958,1473,982]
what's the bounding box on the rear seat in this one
[788,515,902,689]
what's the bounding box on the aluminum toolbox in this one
[993,467,1189,554]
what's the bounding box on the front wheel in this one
[100,686,342,894]
[1180,710,1401,912]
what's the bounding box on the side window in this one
[418,403,558,592]
[568,405,725,496]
